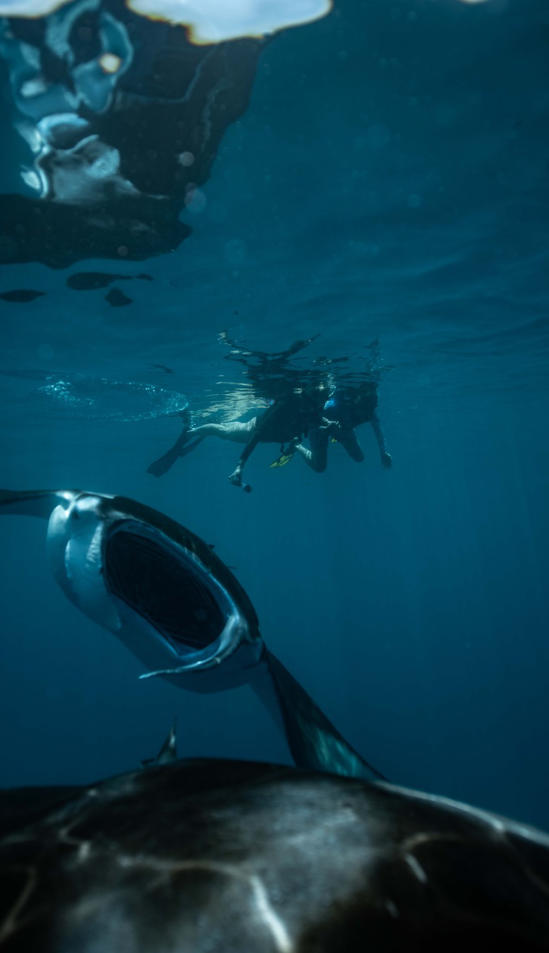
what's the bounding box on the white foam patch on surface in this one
[0,0,332,43]
[37,376,189,422]
[127,0,331,42]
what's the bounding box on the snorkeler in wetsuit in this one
[226,388,325,489]
[147,334,327,490]
[147,389,325,491]
[288,380,392,472]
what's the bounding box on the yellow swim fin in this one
[269,451,295,469]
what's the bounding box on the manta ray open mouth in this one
[105,528,225,649]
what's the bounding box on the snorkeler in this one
[147,333,328,489]
[147,388,326,491]
[225,388,325,489]
[147,334,391,487]
[279,380,392,473]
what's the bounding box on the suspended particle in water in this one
[407,193,422,209]
[38,344,55,361]
[366,124,391,149]
[224,239,248,266]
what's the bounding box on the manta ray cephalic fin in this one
[0,488,76,519]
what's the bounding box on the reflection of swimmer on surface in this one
[287,380,392,473]
[0,5,263,266]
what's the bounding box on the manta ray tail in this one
[0,488,73,518]
[256,649,385,782]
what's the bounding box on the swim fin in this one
[147,432,203,477]
[269,446,295,469]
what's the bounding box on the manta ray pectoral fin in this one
[0,488,76,519]
[258,649,385,782]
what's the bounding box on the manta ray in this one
[1,750,549,951]
[2,489,549,949]
[0,488,380,781]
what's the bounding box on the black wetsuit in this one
[235,390,326,476]
[296,383,391,472]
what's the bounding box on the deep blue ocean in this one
[1,0,549,833]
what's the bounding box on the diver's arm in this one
[228,429,260,491]
[229,404,283,489]
[371,411,392,468]
[238,431,261,466]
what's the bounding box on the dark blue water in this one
[1,0,549,830]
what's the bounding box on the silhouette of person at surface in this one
[147,333,328,490]
[289,381,392,473]
[147,332,392,489]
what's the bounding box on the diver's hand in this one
[229,467,252,492]
[228,466,243,487]
[320,417,341,435]
[381,451,392,469]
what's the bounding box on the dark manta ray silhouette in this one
[0,488,380,781]
[2,756,549,952]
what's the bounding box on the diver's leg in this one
[147,419,255,477]
[294,428,329,473]
[370,411,392,468]
[338,428,365,463]
[189,418,256,444]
